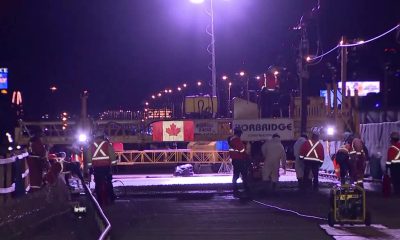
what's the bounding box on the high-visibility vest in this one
[300,140,324,163]
[90,141,112,167]
[228,136,247,160]
[387,143,400,166]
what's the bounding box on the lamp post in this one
[190,0,217,101]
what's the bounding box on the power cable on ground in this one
[252,200,328,221]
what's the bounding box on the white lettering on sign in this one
[195,120,217,135]
[233,119,294,141]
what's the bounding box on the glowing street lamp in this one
[197,81,202,86]
[222,75,228,81]
[274,71,279,76]
[183,83,187,88]
[50,86,57,92]
[239,71,245,77]
[177,87,182,91]
[190,0,218,101]
[145,102,149,106]
[158,93,162,97]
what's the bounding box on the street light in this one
[190,0,217,100]
[222,75,228,81]
[190,0,204,3]
[239,71,245,77]
[197,81,202,86]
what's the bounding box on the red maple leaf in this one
[166,123,181,136]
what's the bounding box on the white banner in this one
[194,120,218,135]
[233,119,294,141]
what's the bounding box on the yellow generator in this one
[328,184,371,226]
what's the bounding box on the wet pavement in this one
[4,174,400,240]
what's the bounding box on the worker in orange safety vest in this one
[334,142,352,185]
[228,127,250,196]
[300,131,324,191]
[387,131,400,195]
[88,131,117,206]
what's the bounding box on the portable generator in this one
[328,183,371,227]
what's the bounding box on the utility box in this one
[184,96,218,116]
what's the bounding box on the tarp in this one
[360,121,400,171]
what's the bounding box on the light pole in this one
[190,0,217,99]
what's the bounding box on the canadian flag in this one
[152,121,194,142]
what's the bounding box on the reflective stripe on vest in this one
[304,140,320,161]
[389,145,400,164]
[93,141,109,161]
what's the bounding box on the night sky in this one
[1,0,399,118]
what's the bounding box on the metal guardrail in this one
[77,175,111,240]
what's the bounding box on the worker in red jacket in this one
[347,133,367,187]
[88,131,116,206]
[387,131,400,195]
[300,131,324,191]
[27,131,49,191]
[228,127,250,196]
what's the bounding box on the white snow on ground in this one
[92,171,336,188]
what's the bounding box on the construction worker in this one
[88,131,116,206]
[261,134,286,191]
[347,133,367,187]
[334,142,352,185]
[300,130,324,191]
[293,133,308,187]
[228,127,250,196]
[27,131,48,191]
[387,131,400,195]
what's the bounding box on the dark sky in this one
[1,0,399,118]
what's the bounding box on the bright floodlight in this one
[197,81,202,86]
[78,133,88,142]
[327,126,335,136]
[177,87,182,91]
[274,71,279,76]
[190,0,204,4]
[222,75,228,80]
[239,71,245,77]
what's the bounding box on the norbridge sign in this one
[233,119,294,141]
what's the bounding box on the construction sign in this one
[233,118,294,141]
